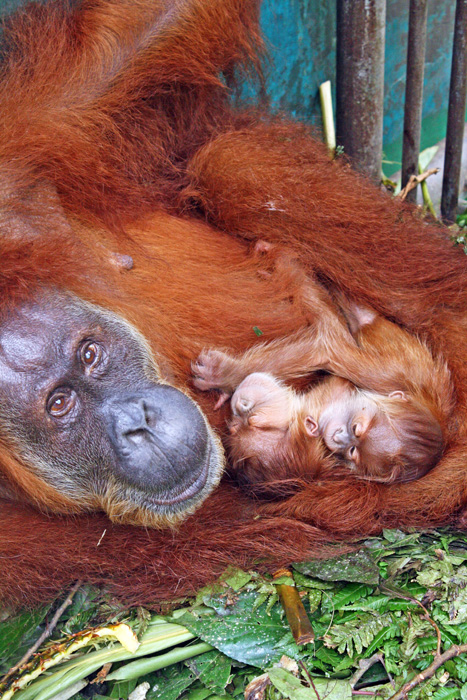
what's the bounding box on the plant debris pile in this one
[2,529,467,700]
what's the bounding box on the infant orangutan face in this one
[228,373,292,470]
[306,388,405,476]
[227,372,328,486]
[229,372,293,432]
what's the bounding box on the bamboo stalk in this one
[273,569,315,645]
[319,80,336,152]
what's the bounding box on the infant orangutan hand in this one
[192,349,247,407]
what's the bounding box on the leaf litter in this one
[2,530,467,700]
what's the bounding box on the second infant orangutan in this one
[193,259,454,486]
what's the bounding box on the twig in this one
[299,660,322,700]
[350,653,394,689]
[397,168,439,201]
[418,163,438,219]
[381,584,441,656]
[352,692,375,696]
[1,579,83,683]
[388,643,467,700]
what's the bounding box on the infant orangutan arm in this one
[340,307,454,417]
[294,283,453,419]
[192,250,453,420]
[191,284,356,398]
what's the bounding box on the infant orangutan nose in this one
[232,395,255,417]
[332,427,350,446]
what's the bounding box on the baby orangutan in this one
[193,259,454,485]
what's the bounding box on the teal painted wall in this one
[0,0,463,173]
[258,0,461,172]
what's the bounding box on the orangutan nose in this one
[332,427,349,446]
[232,395,255,417]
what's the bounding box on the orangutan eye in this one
[353,422,363,438]
[47,389,76,417]
[79,341,102,368]
[348,445,358,460]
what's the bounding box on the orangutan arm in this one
[193,260,453,419]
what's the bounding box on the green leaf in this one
[147,665,196,700]
[178,590,294,668]
[218,568,252,592]
[314,646,344,667]
[186,650,231,695]
[268,668,352,700]
[293,551,379,585]
[292,572,336,590]
[419,145,439,172]
[432,687,461,700]
[342,594,390,612]
[454,656,467,684]
[109,679,137,698]
[382,529,409,543]
[325,612,394,656]
[325,583,375,610]
[184,687,218,700]
[0,606,51,670]
[307,590,322,614]
[362,624,400,658]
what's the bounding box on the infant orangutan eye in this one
[79,341,102,369]
[47,388,76,417]
[348,445,358,461]
[353,422,363,438]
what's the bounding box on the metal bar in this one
[401,0,428,203]
[441,0,467,222]
[336,0,386,185]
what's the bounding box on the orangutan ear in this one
[388,390,407,401]
[304,416,320,437]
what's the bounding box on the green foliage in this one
[178,589,301,667]
[452,208,467,253]
[293,550,380,585]
[4,530,467,700]
[456,210,467,230]
[0,607,51,675]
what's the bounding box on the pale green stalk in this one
[9,622,196,700]
[106,641,213,681]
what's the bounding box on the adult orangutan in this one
[0,0,467,608]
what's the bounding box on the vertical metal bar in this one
[441,0,467,223]
[336,0,386,185]
[401,0,428,203]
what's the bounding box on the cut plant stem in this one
[106,641,213,681]
[418,162,438,219]
[273,569,315,645]
[319,80,336,153]
[4,622,195,700]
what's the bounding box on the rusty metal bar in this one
[441,0,467,222]
[336,0,386,185]
[401,0,428,203]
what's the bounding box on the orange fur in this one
[214,262,453,484]
[0,0,466,608]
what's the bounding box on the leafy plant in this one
[3,530,467,700]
